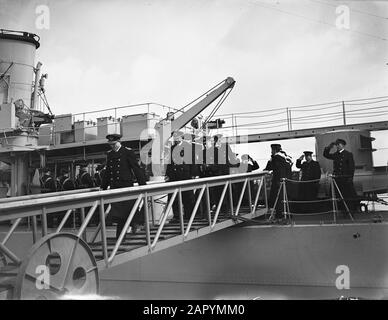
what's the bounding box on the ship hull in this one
[99,222,388,299]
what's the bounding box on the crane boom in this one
[155,77,235,134]
[149,77,235,177]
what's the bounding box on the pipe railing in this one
[0,171,268,269]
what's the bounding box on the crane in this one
[148,77,235,176]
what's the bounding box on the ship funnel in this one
[0,29,40,111]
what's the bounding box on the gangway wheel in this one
[14,233,99,300]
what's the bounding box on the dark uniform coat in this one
[295,159,321,201]
[165,142,194,219]
[76,170,95,189]
[94,168,105,188]
[323,147,358,210]
[59,175,76,191]
[41,174,57,193]
[101,146,147,221]
[264,153,290,210]
[207,143,238,176]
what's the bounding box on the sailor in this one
[76,162,95,189]
[264,144,290,220]
[40,167,57,193]
[165,131,195,222]
[323,138,358,212]
[295,151,321,212]
[101,133,147,238]
[58,168,76,191]
[93,164,106,188]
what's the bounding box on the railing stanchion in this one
[251,178,263,215]
[151,190,178,249]
[184,185,205,237]
[264,176,268,212]
[330,175,337,224]
[99,198,109,266]
[247,178,252,213]
[32,215,38,244]
[109,195,143,263]
[206,184,211,227]
[77,202,99,241]
[2,218,22,245]
[212,182,229,229]
[151,195,156,226]
[235,179,248,217]
[282,179,287,219]
[41,207,48,237]
[80,207,86,241]
[144,193,151,250]
[178,188,184,235]
[332,177,354,221]
[90,204,111,244]
[56,209,73,233]
[228,181,234,216]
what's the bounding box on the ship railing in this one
[269,174,387,223]
[0,171,268,268]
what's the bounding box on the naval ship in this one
[0,29,387,300]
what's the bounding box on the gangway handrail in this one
[0,170,269,299]
[0,187,100,204]
[0,171,267,272]
[0,171,268,218]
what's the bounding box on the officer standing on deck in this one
[296,151,321,200]
[323,138,358,212]
[264,144,290,220]
[166,131,195,222]
[101,133,147,238]
[296,151,321,212]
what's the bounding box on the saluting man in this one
[101,133,147,238]
[323,138,358,212]
[264,144,290,220]
[296,151,321,201]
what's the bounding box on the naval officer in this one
[323,138,358,212]
[165,131,195,222]
[101,133,147,238]
[264,144,291,219]
[296,151,321,200]
[296,151,321,213]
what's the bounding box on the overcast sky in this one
[1,0,388,166]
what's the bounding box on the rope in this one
[287,199,337,204]
[284,178,322,183]
[289,210,337,216]
[203,86,234,126]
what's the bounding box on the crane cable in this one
[202,86,234,127]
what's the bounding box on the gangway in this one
[0,171,267,299]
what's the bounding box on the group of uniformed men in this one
[40,131,358,233]
[266,138,357,220]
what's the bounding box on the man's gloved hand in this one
[298,155,304,161]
